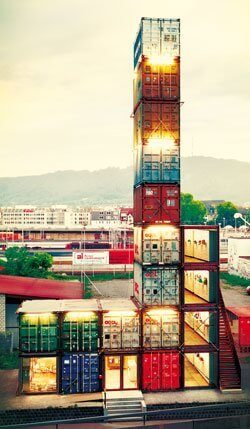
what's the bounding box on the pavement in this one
[0,369,102,410]
[220,281,250,307]
[90,279,134,298]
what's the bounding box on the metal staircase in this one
[103,390,146,421]
[219,288,241,392]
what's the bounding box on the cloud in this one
[0,0,249,177]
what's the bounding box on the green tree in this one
[181,193,207,225]
[2,247,53,278]
[216,201,238,226]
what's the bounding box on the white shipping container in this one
[102,313,140,349]
[134,18,180,68]
[134,262,179,305]
[143,310,179,348]
[134,226,180,265]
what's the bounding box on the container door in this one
[61,354,81,394]
[143,269,161,306]
[144,186,160,223]
[150,353,161,391]
[239,318,250,347]
[162,269,179,305]
[142,353,151,390]
[171,353,180,389]
[122,355,138,389]
[162,353,171,389]
[82,353,100,393]
[105,356,121,390]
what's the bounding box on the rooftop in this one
[17,297,138,313]
[227,306,250,318]
[0,275,82,299]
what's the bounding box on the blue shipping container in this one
[134,145,180,186]
[61,353,100,394]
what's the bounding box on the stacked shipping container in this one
[18,299,141,394]
[133,17,181,391]
[17,17,225,395]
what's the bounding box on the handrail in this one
[0,400,249,429]
[218,288,241,376]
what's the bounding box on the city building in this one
[90,209,120,227]
[0,206,91,229]
[228,237,250,278]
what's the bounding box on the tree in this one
[181,193,207,225]
[216,201,238,226]
[2,247,53,278]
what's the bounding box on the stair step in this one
[107,404,142,410]
[108,407,142,416]
[108,417,143,421]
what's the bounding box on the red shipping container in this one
[134,184,180,225]
[142,352,180,391]
[109,249,134,265]
[134,57,180,106]
[134,102,180,147]
[227,307,250,349]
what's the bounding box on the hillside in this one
[0,157,248,205]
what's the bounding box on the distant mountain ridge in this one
[0,157,249,205]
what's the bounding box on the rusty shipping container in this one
[134,57,180,106]
[134,184,180,225]
[134,102,180,148]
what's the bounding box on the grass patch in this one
[49,271,133,299]
[220,272,250,288]
[0,351,19,370]
[50,272,133,283]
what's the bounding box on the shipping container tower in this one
[133,18,241,392]
[133,18,181,391]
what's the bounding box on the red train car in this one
[134,184,180,225]
[109,249,134,265]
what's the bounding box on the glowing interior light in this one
[149,54,175,65]
[65,311,95,320]
[106,311,136,316]
[147,137,175,149]
[146,225,177,234]
[25,313,52,318]
[147,308,177,316]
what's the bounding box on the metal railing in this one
[0,400,249,429]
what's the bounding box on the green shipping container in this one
[19,313,58,353]
[62,314,99,352]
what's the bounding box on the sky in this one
[0,0,249,177]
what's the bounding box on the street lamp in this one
[234,212,250,231]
